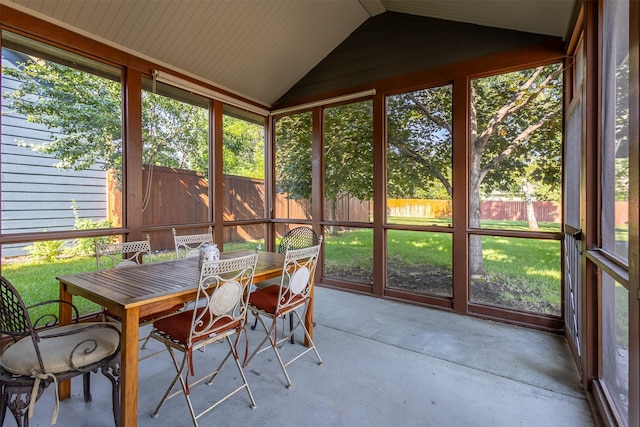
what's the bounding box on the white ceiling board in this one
[380,0,573,38]
[4,0,574,107]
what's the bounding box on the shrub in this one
[24,237,64,261]
[70,201,114,256]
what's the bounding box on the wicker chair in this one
[0,275,120,427]
[149,253,258,426]
[172,227,214,259]
[244,239,323,388]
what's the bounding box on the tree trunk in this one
[469,157,485,276]
[329,197,338,236]
[523,182,539,230]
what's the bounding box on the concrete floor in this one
[20,287,597,427]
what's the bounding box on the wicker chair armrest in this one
[27,299,80,329]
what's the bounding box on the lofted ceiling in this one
[3,0,575,107]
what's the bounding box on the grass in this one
[2,256,101,321]
[2,223,562,321]
[388,216,563,233]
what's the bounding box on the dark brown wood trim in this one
[312,107,324,280]
[468,303,564,332]
[467,229,563,240]
[0,228,131,244]
[320,278,372,294]
[628,0,640,424]
[124,68,144,241]
[372,91,386,297]
[452,76,470,314]
[265,115,276,252]
[212,100,225,248]
[384,289,453,310]
[582,0,602,402]
[592,379,625,427]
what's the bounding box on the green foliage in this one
[24,237,64,261]
[275,112,313,200]
[472,65,563,199]
[3,60,123,173]
[323,101,374,203]
[2,255,101,321]
[70,201,114,256]
[141,90,209,174]
[387,85,453,199]
[223,115,265,179]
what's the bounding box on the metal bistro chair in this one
[149,253,258,427]
[172,227,214,259]
[0,275,120,427]
[251,226,319,337]
[94,236,182,357]
[244,239,323,389]
[95,236,153,270]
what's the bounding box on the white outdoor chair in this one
[250,226,319,339]
[172,227,213,259]
[243,238,323,388]
[149,253,258,426]
[95,236,152,269]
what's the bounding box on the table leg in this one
[120,307,140,427]
[304,285,314,347]
[58,282,73,399]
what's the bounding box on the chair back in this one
[0,275,34,343]
[276,237,323,312]
[278,226,318,254]
[172,227,214,259]
[189,253,258,346]
[95,235,151,270]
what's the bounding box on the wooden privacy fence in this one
[386,199,564,223]
[111,168,630,250]
[108,166,371,249]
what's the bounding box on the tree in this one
[275,112,313,200]
[276,64,563,275]
[3,61,123,172]
[223,115,265,179]
[468,65,562,274]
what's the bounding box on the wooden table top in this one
[57,250,285,311]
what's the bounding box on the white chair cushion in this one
[1,322,120,376]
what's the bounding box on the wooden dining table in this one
[57,249,287,427]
